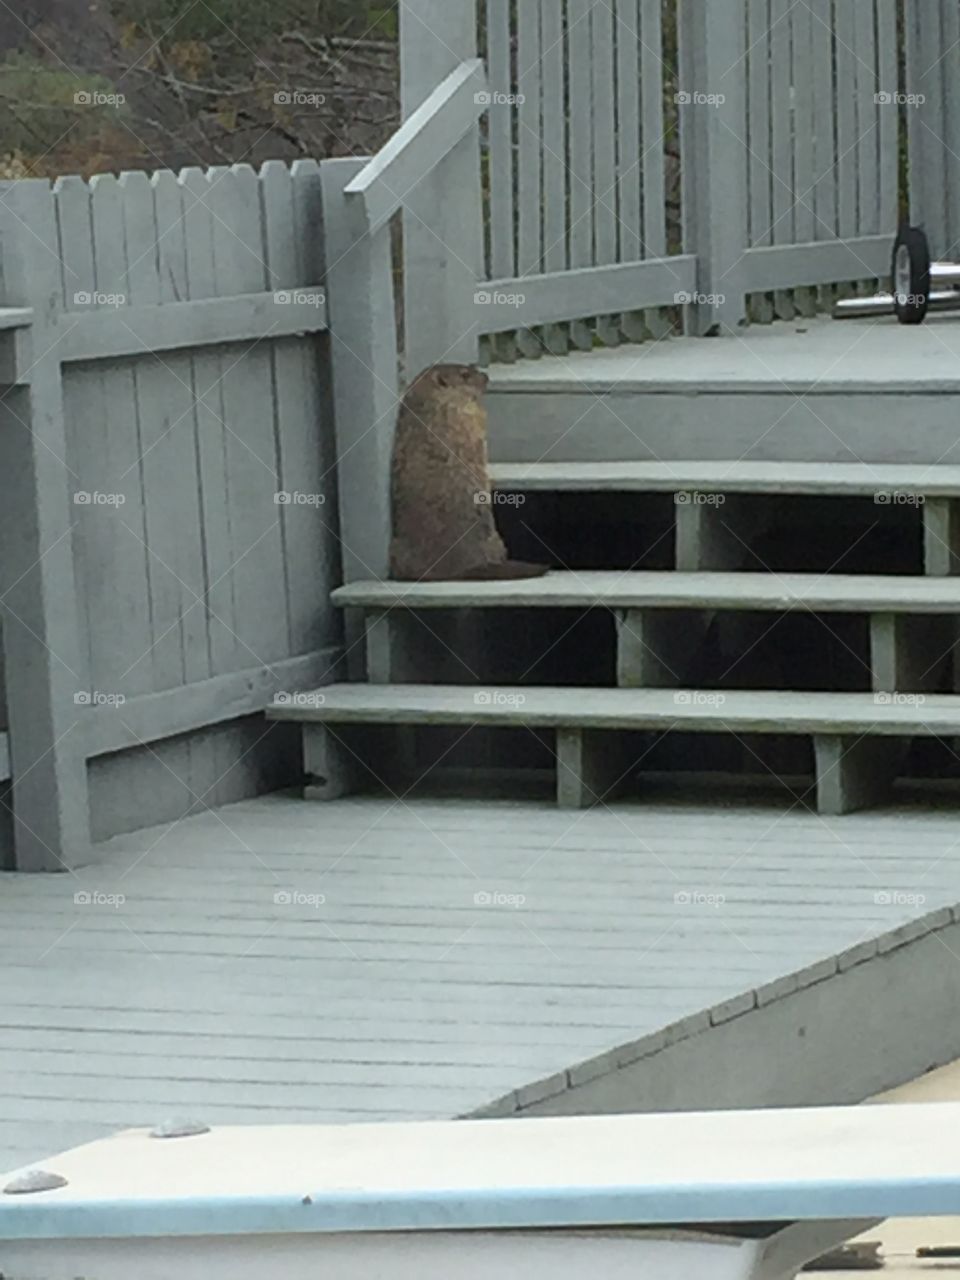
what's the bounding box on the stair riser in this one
[486,392,960,466]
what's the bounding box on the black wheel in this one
[892,225,930,324]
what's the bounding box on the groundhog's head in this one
[409,364,489,399]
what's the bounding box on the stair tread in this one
[333,571,960,612]
[488,460,960,494]
[269,685,960,735]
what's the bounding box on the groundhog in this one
[389,363,549,581]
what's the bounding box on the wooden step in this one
[488,460,960,497]
[483,321,960,467]
[268,685,960,815]
[333,570,960,613]
[488,463,960,575]
[332,573,960,693]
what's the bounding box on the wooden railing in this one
[399,0,914,358]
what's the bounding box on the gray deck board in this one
[0,792,956,1170]
[333,571,960,612]
[488,460,960,496]
[269,683,960,736]
[485,316,960,393]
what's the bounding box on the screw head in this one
[149,1118,211,1139]
[4,1169,68,1195]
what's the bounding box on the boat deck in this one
[1,787,958,1171]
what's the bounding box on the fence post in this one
[0,181,92,870]
[320,159,399,597]
[678,0,749,334]
[400,0,484,378]
[904,0,951,259]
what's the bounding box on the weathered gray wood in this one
[616,0,642,266]
[876,0,898,236]
[814,734,906,816]
[0,180,91,869]
[364,612,424,684]
[180,166,237,677]
[923,498,960,576]
[566,0,595,351]
[151,169,209,693]
[769,0,793,322]
[675,498,753,571]
[346,59,487,235]
[617,608,711,688]
[904,0,947,255]
[679,0,748,333]
[285,162,338,658]
[513,0,543,360]
[333,571,960,615]
[855,1,880,238]
[303,725,363,801]
[539,0,568,355]
[741,237,892,293]
[401,0,483,374]
[479,257,698,331]
[84,645,340,758]
[210,164,290,671]
[591,0,619,347]
[808,0,836,243]
[834,0,857,242]
[791,0,815,246]
[269,682,960,738]
[639,0,666,260]
[556,728,635,809]
[746,0,774,323]
[486,0,515,287]
[319,159,398,586]
[870,614,955,694]
[488,460,960,497]
[59,292,327,362]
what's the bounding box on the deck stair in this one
[269,459,960,818]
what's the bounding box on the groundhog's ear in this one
[433,368,451,388]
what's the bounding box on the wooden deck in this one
[484,317,960,465]
[2,788,959,1173]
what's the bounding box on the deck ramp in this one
[0,791,957,1171]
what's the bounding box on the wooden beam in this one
[346,59,488,235]
[319,158,399,675]
[0,181,92,870]
[477,257,698,333]
[814,734,907,816]
[400,0,484,375]
[83,645,342,758]
[58,290,327,363]
[740,236,893,293]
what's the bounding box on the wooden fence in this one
[0,159,397,869]
[402,0,908,357]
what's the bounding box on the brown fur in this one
[389,363,548,582]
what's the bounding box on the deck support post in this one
[675,496,754,571]
[923,498,960,576]
[303,726,362,801]
[814,734,906,815]
[616,608,710,687]
[870,613,953,693]
[556,728,635,809]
